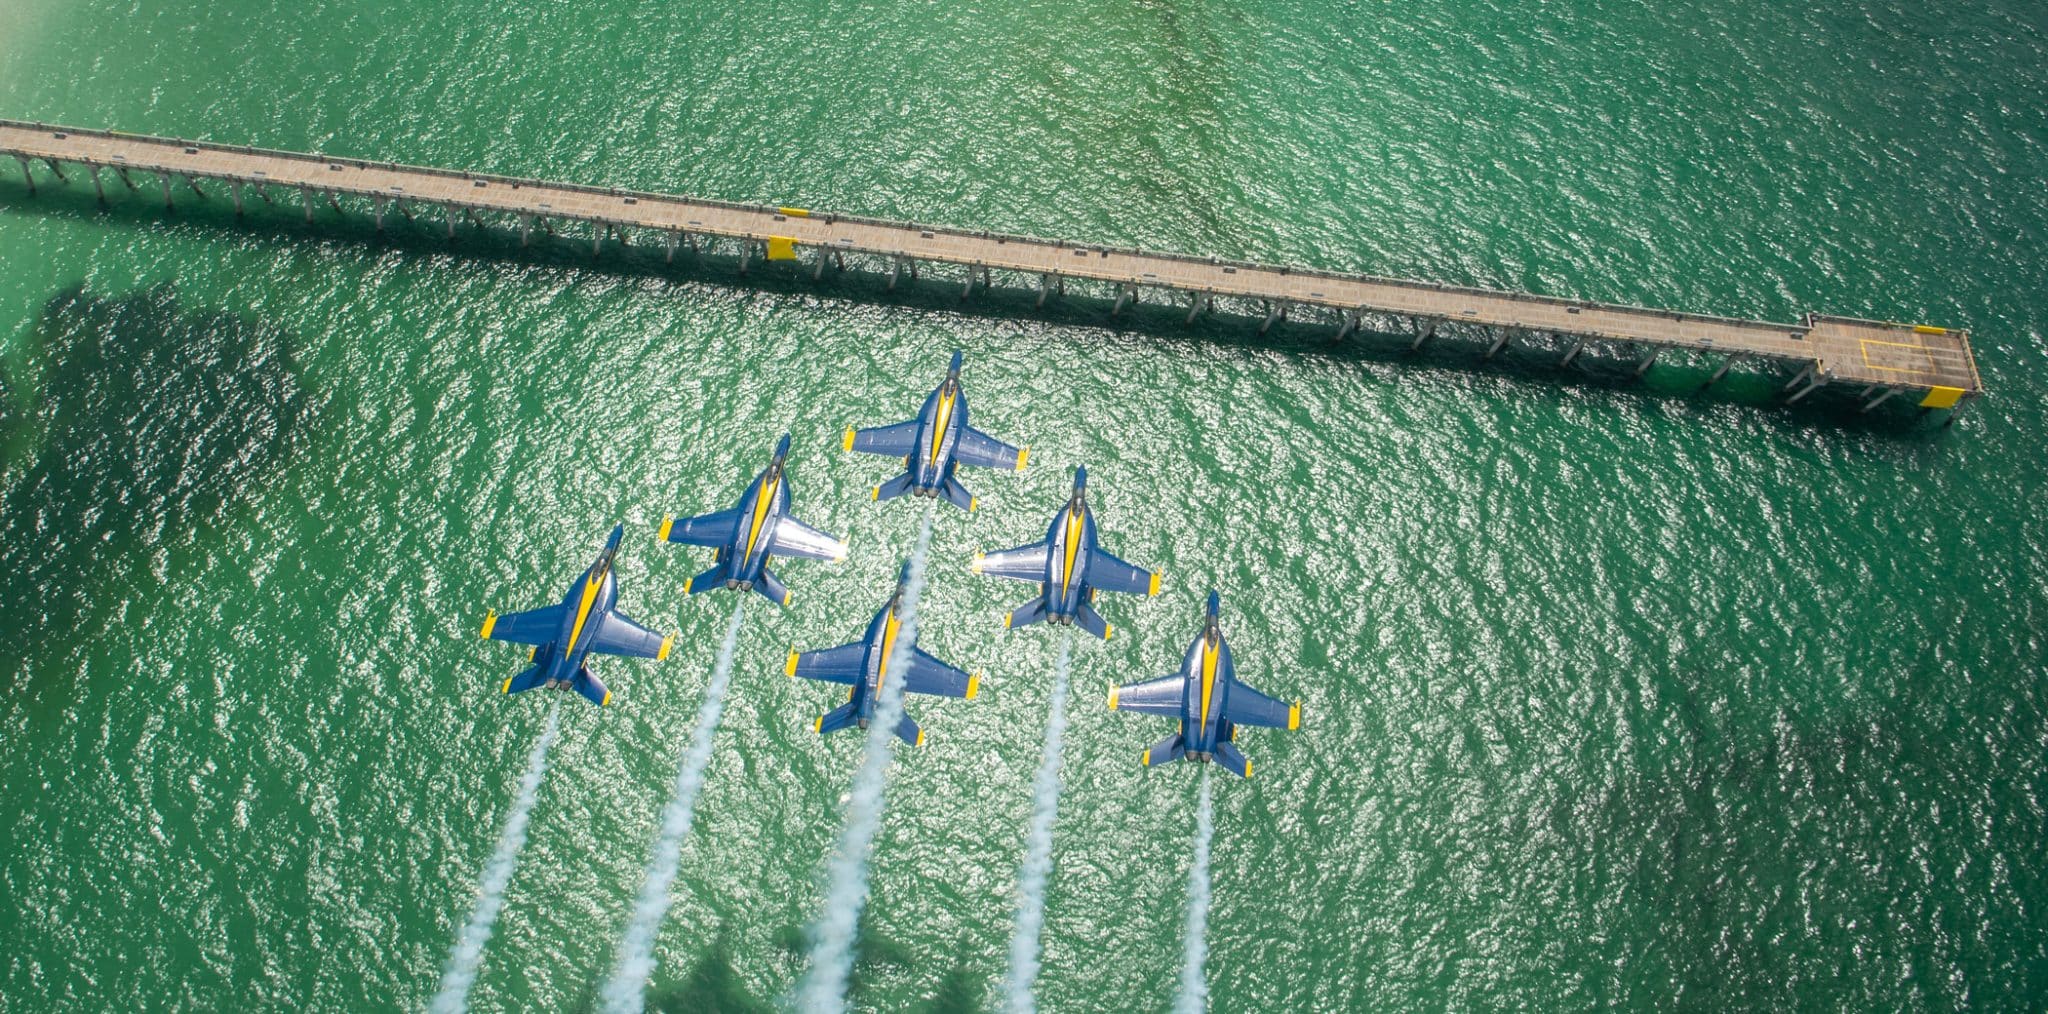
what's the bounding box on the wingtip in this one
[842,427,855,453]
[870,485,880,501]
[480,610,497,639]
[683,576,693,594]
[1244,759,1253,779]
[1142,749,1152,767]
[782,590,794,607]
[658,632,676,661]
[915,729,926,747]
[969,552,984,574]
[966,673,981,700]
[602,690,614,707]
[969,496,978,512]
[1107,685,1120,710]
[658,516,674,543]
[1015,446,1029,471]
[813,715,824,734]
[501,676,514,694]
[1289,701,1301,730]
[1148,572,1162,597]
[1104,623,1115,641]
[1003,611,1013,630]
[785,649,799,677]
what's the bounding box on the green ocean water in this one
[2,0,2046,1008]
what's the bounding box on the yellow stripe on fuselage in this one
[1060,507,1084,595]
[876,610,901,696]
[566,574,603,658]
[1198,639,1219,729]
[928,389,956,467]
[744,474,779,559]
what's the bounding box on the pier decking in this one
[0,119,1981,412]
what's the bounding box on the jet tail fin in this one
[1212,741,1252,779]
[873,472,916,502]
[938,474,975,513]
[1074,600,1113,640]
[685,561,728,596]
[502,664,549,696]
[1144,732,1187,767]
[756,567,792,607]
[813,699,861,735]
[1005,595,1049,631]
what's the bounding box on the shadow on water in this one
[0,180,1960,436]
[641,932,774,1014]
[1580,664,2048,1006]
[908,943,985,1014]
[0,282,316,680]
[576,926,981,1013]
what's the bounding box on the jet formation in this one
[476,351,1300,773]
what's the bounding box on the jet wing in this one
[1222,678,1300,730]
[1109,673,1186,717]
[768,516,847,562]
[955,427,1025,471]
[589,610,673,660]
[900,647,977,699]
[663,508,743,549]
[1085,549,1160,598]
[787,641,867,685]
[481,604,563,646]
[846,420,920,457]
[971,542,1050,583]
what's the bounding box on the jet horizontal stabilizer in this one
[1144,732,1187,767]
[569,666,611,707]
[815,700,861,736]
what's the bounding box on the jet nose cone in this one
[948,350,964,375]
[606,524,626,550]
[1206,590,1221,616]
[774,433,792,460]
[1074,465,1087,490]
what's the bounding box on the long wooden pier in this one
[0,119,1981,412]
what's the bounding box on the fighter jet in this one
[969,466,1158,638]
[842,350,1027,511]
[1107,591,1299,778]
[660,433,847,607]
[477,524,674,706]
[786,561,980,745]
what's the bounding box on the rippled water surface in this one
[2,1,2045,1008]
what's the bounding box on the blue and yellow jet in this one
[661,434,848,607]
[843,351,1027,511]
[1107,591,1300,778]
[786,561,980,746]
[478,524,675,707]
[970,466,1159,638]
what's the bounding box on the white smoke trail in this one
[1174,769,1215,1014]
[796,511,936,1014]
[431,701,563,1014]
[599,601,748,1014]
[1003,633,1076,1014]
